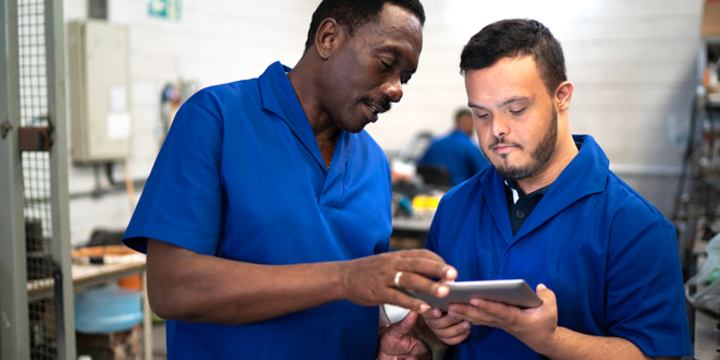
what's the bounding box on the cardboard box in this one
[702,0,720,37]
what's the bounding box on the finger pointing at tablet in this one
[340,249,457,313]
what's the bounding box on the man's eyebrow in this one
[377,45,417,74]
[378,44,401,55]
[468,102,487,111]
[468,97,530,110]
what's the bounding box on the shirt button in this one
[515,209,525,218]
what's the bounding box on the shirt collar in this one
[257,61,357,174]
[481,134,609,244]
[259,61,303,126]
[504,179,551,204]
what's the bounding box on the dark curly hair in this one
[460,19,567,95]
[304,0,425,52]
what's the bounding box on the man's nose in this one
[491,114,510,138]
[380,79,403,103]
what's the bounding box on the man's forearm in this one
[147,239,347,324]
[147,239,455,325]
[535,326,662,360]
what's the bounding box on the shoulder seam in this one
[184,98,223,127]
[606,171,662,217]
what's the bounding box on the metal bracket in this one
[0,121,12,139]
[16,113,54,151]
[18,127,51,151]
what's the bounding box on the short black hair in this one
[454,108,472,124]
[460,19,567,95]
[304,0,425,52]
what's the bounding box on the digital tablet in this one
[405,279,542,311]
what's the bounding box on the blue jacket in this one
[427,135,692,359]
[124,62,392,359]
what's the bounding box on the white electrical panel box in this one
[67,20,131,163]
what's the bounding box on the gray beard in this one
[490,108,558,180]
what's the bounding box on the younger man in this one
[422,19,692,359]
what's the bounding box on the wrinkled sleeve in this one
[123,98,224,256]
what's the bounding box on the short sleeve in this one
[123,98,224,256]
[605,211,692,357]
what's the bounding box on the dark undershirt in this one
[503,142,582,236]
[504,181,551,236]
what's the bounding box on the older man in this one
[123,1,455,359]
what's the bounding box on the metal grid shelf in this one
[2,0,73,358]
[18,0,57,359]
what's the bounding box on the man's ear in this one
[314,18,343,60]
[554,81,574,111]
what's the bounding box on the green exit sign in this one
[147,0,181,21]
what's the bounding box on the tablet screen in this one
[406,279,542,310]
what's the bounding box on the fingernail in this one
[433,309,442,317]
[437,285,449,297]
[446,267,457,279]
[462,321,471,329]
[537,283,547,290]
[448,310,457,317]
[419,304,430,313]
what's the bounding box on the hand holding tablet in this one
[406,279,542,311]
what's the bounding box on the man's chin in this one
[494,165,534,180]
[337,122,366,134]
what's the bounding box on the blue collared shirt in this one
[426,135,692,359]
[124,61,392,359]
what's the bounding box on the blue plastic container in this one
[74,285,143,334]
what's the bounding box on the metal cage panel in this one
[1,0,74,359]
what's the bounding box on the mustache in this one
[489,136,522,150]
[359,95,391,113]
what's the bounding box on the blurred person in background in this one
[418,108,488,186]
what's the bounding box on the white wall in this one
[370,0,703,164]
[367,0,704,218]
[64,0,319,245]
[64,0,704,245]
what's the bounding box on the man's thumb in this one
[391,311,419,336]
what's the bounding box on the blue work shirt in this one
[418,130,488,186]
[123,62,392,359]
[426,135,692,359]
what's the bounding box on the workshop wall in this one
[64,0,703,245]
[63,0,317,245]
[368,0,704,219]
